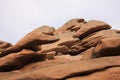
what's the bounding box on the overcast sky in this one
[0,0,120,44]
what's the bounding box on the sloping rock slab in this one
[1,56,119,80]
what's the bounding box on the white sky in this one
[0,0,120,44]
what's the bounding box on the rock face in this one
[0,18,120,80]
[0,40,12,54]
[0,26,59,57]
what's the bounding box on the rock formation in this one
[0,18,120,80]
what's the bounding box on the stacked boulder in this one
[0,18,120,80]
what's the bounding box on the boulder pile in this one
[0,18,120,80]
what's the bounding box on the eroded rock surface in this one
[0,18,120,80]
[0,26,59,57]
[0,40,12,54]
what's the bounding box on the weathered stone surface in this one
[0,49,46,71]
[0,26,59,57]
[75,20,111,39]
[93,37,120,58]
[54,54,82,61]
[0,56,74,80]
[75,29,120,54]
[39,31,79,55]
[46,51,56,60]
[54,18,85,34]
[53,19,111,55]
[80,47,95,60]
[66,67,120,80]
[55,19,111,40]
[0,18,120,80]
[80,29,120,48]
[20,55,73,71]
[1,56,119,80]
[0,40,12,53]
